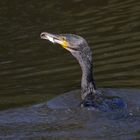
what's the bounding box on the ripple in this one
[0,0,140,110]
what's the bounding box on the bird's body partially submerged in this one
[40,32,126,112]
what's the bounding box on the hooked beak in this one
[40,32,69,49]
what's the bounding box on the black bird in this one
[40,32,126,112]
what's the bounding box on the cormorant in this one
[40,32,126,112]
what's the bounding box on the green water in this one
[0,0,140,139]
[0,0,140,110]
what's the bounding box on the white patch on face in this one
[47,36,54,43]
[54,39,62,44]
[66,47,74,52]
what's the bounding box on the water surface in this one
[0,0,140,139]
[0,0,140,109]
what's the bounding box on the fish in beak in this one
[40,32,69,49]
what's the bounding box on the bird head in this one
[41,32,89,51]
[40,32,92,64]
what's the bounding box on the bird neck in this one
[73,50,96,99]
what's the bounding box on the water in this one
[0,0,140,139]
[0,88,140,139]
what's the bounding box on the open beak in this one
[40,32,69,49]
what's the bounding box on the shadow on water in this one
[0,0,140,139]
